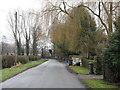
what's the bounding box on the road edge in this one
[66,65,92,89]
[2,59,48,82]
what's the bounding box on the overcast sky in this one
[0,0,79,43]
[0,0,46,43]
[0,0,119,43]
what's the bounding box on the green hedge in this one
[16,56,29,64]
[28,55,41,61]
[95,56,103,75]
[102,25,120,82]
[2,55,16,68]
[2,55,41,69]
[81,57,103,75]
[81,58,95,68]
[81,58,89,68]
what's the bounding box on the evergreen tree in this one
[102,16,120,82]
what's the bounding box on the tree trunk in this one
[108,2,113,35]
[26,40,29,55]
[33,38,37,55]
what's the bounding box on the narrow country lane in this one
[1,59,86,88]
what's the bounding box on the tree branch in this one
[101,2,109,15]
[78,4,109,34]
[112,2,120,11]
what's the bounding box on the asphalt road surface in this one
[1,59,86,88]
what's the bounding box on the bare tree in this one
[41,0,75,25]
[20,11,31,55]
[79,1,120,35]
[8,11,23,55]
[29,12,44,55]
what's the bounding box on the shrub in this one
[2,55,16,68]
[81,58,89,68]
[17,56,29,64]
[102,31,120,82]
[81,58,95,69]
[81,58,98,74]
[94,56,103,75]
[102,17,120,82]
[28,55,40,61]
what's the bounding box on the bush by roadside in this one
[16,56,29,64]
[2,55,16,68]
[2,55,41,69]
[28,55,41,61]
[81,57,102,75]
[81,58,95,69]
[102,30,120,82]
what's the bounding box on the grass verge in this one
[82,79,119,88]
[69,66,89,74]
[0,59,47,82]
[69,65,119,88]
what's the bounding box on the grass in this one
[65,63,69,65]
[0,59,47,81]
[69,66,89,74]
[68,65,119,89]
[82,79,119,89]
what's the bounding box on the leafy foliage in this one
[102,16,120,82]
[50,6,97,57]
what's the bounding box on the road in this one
[1,59,86,88]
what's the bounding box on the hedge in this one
[102,32,120,82]
[95,56,103,75]
[81,58,95,69]
[2,55,16,68]
[81,57,102,75]
[2,55,41,69]
[16,56,29,64]
[28,55,41,61]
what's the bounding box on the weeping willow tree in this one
[50,23,68,57]
[50,6,99,58]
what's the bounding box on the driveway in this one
[1,59,86,88]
